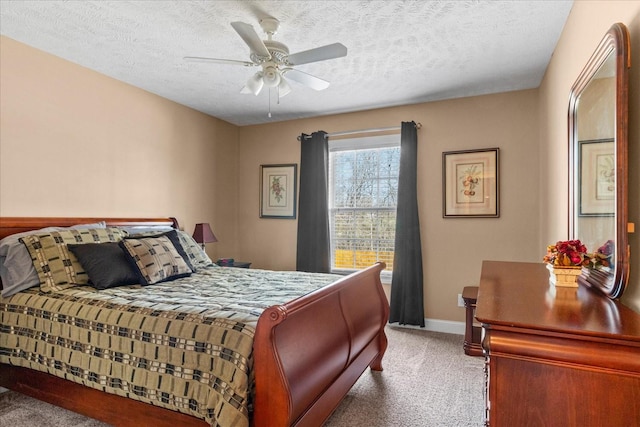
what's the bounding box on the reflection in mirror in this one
[577,54,615,273]
[569,23,630,299]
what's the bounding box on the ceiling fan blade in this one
[183,56,255,67]
[231,21,271,58]
[283,69,330,91]
[286,43,347,66]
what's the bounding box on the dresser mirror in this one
[568,23,630,298]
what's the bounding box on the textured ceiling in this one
[0,1,573,126]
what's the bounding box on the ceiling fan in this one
[184,17,347,98]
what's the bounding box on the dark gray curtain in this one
[296,131,330,273]
[389,121,425,326]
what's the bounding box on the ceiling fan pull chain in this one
[268,88,272,118]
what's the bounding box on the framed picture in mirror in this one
[579,139,615,216]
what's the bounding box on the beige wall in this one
[539,1,640,312]
[238,90,541,322]
[0,36,240,260]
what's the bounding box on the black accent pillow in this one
[68,242,140,289]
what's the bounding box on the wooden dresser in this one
[476,261,640,427]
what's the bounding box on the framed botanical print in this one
[578,139,614,216]
[260,164,297,219]
[443,148,499,218]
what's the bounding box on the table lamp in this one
[192,223,218,249]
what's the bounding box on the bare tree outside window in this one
[329,141,400,274]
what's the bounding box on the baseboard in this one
[425,318,465,335]
[389,318,465,335]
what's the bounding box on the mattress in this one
[0,266,340,427]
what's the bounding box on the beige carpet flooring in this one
[0,326,485,427]
[325,326,485,426]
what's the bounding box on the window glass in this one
[328,135,399,277]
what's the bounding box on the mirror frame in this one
[568,23,630,299]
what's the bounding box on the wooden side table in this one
[462,286,483,356]
[230,261,251,268]
[226,261,251,268]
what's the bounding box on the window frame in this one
[328,134,400,283]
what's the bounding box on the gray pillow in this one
[116,225,175,235]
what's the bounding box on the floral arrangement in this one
[589,239,614,269]
[270,176,284,203]
[543,239,590,267]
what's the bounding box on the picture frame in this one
[260,164,297,219]
[443,148,499,218]
[578,139,615,216]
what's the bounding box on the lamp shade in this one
[278,77,292,97]
[192,223,218,244]
[244,71,264,96]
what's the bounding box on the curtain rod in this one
[297,122,422,141]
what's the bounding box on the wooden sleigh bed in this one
[0,216,390,427]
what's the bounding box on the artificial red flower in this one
[543,240,590,267]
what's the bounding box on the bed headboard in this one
[0,217,179,240]
[0,217,180,290]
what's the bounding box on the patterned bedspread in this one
[0,266,340,427]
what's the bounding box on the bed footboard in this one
[252,262,389,427]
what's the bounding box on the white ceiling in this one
[0,0,573,126]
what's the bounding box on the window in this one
[328,134,400,280]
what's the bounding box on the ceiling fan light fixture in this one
[262,66,281,87]
[244,71,264,95]
[278,77,292,98]
[189,17,347,100]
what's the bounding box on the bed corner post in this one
[370,262,389,372]
[253,305,293,427]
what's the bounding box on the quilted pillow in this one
[68,242,140,290]
[125,229,196,272]
[119,235,193,285]
[0,222,107,297]
[176,230,215,270]
[20,227,126,293]
[0,227,61,297]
